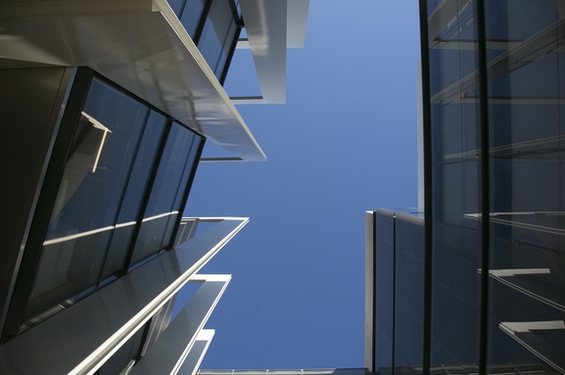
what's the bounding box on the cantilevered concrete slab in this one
[0,0,266,161]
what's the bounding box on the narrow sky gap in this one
[187,0,421,369]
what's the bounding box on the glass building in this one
[366,1,565,375]
[0,0,308,373]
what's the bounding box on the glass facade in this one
[374,210,395,375]
[198,0,240,79]
[394,214,424,373]
[5,72,204,338]
[419,0,565,374]
[484,2,565,373]
[169,0,242,82]
[0,0,291,370]
[372,2,565,374]
[130,123,201,265]
[372,210,424,375]
[0,0,245,336]
[428,0,482,368]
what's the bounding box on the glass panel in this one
[162,136,203,249]
[179,0,206,39]
[167,0,186,17]
[486,1,565,374]
[214,17,238,79]
[427,0,482,371]
[173,136,202,211]
[198,0,238,79]
[27,78,148,318]
[374,210,395,375]
[145,124,197,218]
[394,215,424,374]
[130,123,198,265]
[100,110,167,280]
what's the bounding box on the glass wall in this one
[169,0,241,81]
[12,73,203,334]
[178,0,208,38]
[372,210,424,375]
[4,2,240,341]
[485,1,565,374]
[198,0,240,79]
[394,213,424,374]
[427,0,482,369]
[100,110,167,281]
[374,210,395,375]
[422,0,565,374]
[130,123,200,265]
[28,78,150,318]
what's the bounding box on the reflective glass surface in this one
[165,0,241,82]
[198,0,239,79]
[100,110,167,280]
[179,0,207,38]
[485,1,565,373]
[29,78,148,318]
[22,76,203,328]
[167,0,186,17]
[162,135,203,249]
[372,210,425,375]
[424,0,565,373]
[374,210,395,374]
[130,123,198,265]
[427,0,482,368]
[394,214,424,373]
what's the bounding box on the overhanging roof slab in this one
[0,0,266,161]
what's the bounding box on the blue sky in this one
[186,0,420,369]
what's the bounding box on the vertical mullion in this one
[418,0,433,374]
[475,0,491,373]
[193,0,214,45]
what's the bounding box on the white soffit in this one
[0,0,266,161]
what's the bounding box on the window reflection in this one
[198,0,239,79]
[130,123,198,265]
[28,79,148,321]
[23,77,203,332]
[426,0,565,373]
[174,0,241,81]
[485,1,565,373]
[428,0,482,368]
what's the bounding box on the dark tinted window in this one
[130,123,198,265]
[29,79,148,318]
